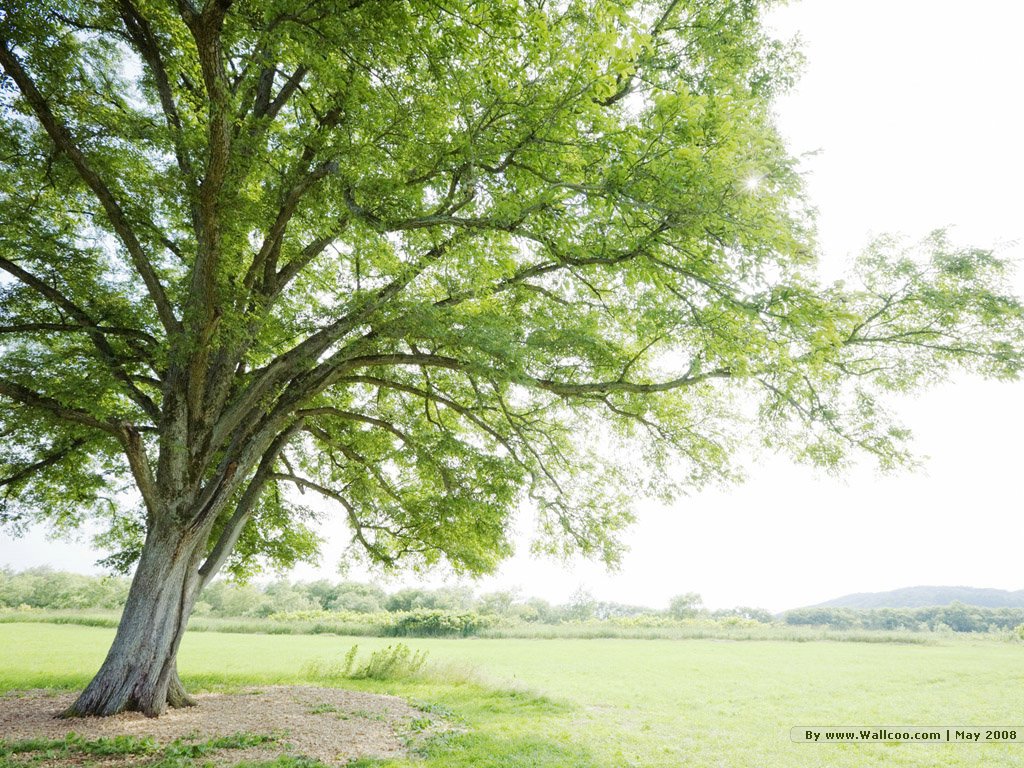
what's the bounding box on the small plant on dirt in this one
[408,717,433,732]
[411,700,458,719]
[306,703,339,715]
[0,733,159,760]
[348,709,387,721]
[0,732,278,767]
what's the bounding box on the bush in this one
[385,609,493,637]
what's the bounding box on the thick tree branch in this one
[296,406,415,446]
[247,65,275,119]
[242,103,344,301]
[118,0,196,185]
[0,322,157,345]
[0,42,180,336]
[197,421,300,587]
[0,377,119,435]
[244,153,339,298]
[594,0,682,106]
[261,65,308,122]
[274,230,345,293]
[181,0,233,350]
[334,375,511,446]
[329,352,732,395]
[119,423,161,523]
[212,234,463,447]
[268,471,397,565]
[0,438,88,493]
[0,317,163,396]
[0,256,161,418]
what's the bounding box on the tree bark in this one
[63,519,206,717]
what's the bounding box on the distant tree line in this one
[0,567,130,609]
[1,567,771,625]
[782,604,1024,633]
[8,568,1021,634]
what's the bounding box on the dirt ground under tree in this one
[0,686,450,766]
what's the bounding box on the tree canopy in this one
[0,0,1021,715]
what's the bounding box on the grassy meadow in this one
[2,623,1024,767]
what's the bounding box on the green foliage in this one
[200,581,275,618]
[342,643,360,678]
[784,607,894,630]
[515,597,557,624]
[563,587,597,622]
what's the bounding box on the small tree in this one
[478,589,522,616]
[263,579,318,614]
[327,581,387,614]
[384,585,474,612]
[0,0,1021,716]
[200,581,272,618]
[517,597,556,624]
[565,587,598,621]
[668,592,704,619]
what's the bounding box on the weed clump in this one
[303,643,429,682]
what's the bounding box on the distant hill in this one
[809,586,1024,610]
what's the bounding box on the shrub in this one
[385,609,493,637]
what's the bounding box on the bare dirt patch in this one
[0,686,448,766]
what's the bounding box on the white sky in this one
[2,0,1023,612]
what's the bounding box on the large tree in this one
[0,0,1021,716]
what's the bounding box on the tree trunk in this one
[63,519,206,717]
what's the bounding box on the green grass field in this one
[2,623,1023,767]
